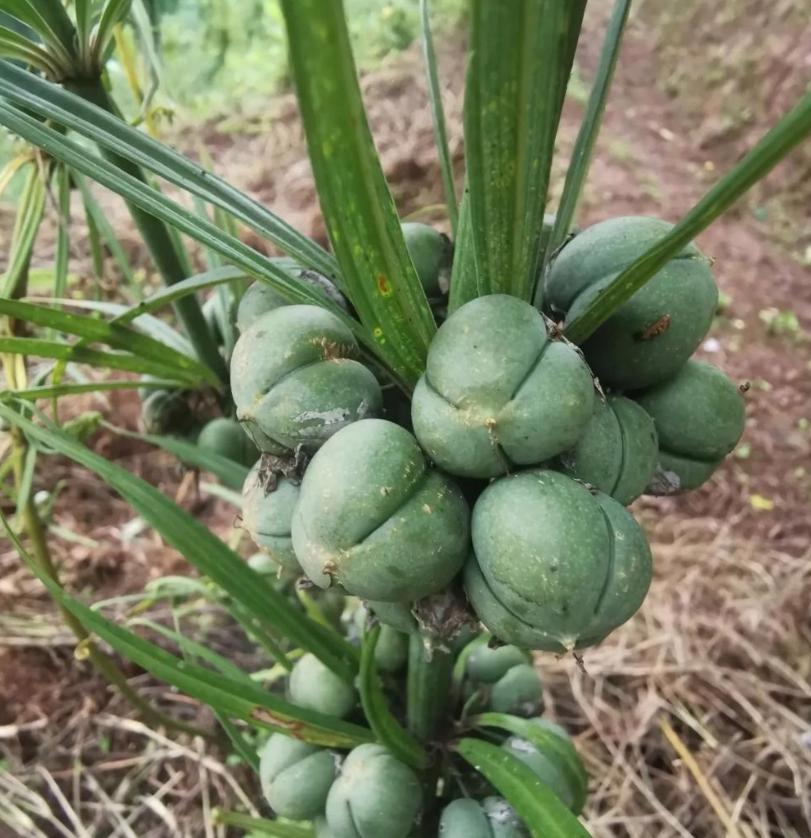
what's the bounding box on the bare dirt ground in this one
[1,2,810,836]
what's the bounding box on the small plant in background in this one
[1,0,810,835]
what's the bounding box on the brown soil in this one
[1,2,809,836]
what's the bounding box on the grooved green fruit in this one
[230,306,382,452]
[241,463,301,572]
[236,263,348,333]
[411,295,595,478]
[367,600,417,633]
[258,733,336,821]
[402,222,452,299]
[545,216,718,390]
[502,735,582,812]
[288,653,356,719]
[558,395,658,504]
[466,643,531,684]
[198,417,259,467]
[490,664,543,717]
[634,360,745,494]
[292,419,470,602]
[439,797,528,837]
[464,470,651,652]
[325,744,422,838]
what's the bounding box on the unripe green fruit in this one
[634,360,745,494]
[236,264,348,333]
[314,817,334,837]
[231,306,382,452]
[402,222,452,299]
[258,733,336,821]
[558,395,658,504]
[367,600,417,633]
[139,388,194,436]
[292,419,470,602]
[198,417,259,467]
[374,625,409,672]
[439,797,528,837]
[490,664,543,717]
[466,643,531,684]
[325,744,422,838]
[545,216,718,390]
[241,463,301,572]
[464,470,651,652]
[412,295,595,478]
[288,653,355,719]
[502,735,581,812]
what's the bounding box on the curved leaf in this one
[2,161,44,298]
[0,61,338,282]
[454,738,592,838]
[0,0,77,67]
[0,25,63,75]
[281,0,436,387]
[358,625,428,769]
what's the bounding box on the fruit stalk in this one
[406,630,454,742]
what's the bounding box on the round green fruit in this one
[367,600,417,633]
[139,387,194,436]
[411,295,595,478]
[288,653,356,719]
[291,419,470,602]
[558,395,657,504]
[545,216,718,390]
[236,264,348,333]
[634,360,745,494]
[198,417,259,467]
[502,735,582,813]
[230,305,382,452]
[490,664,543,717]
[258,733,336,821]
[325,744,422,838]
[439,797,528,837]
[402,222,452,299]
[464,470,651,652]
[373,625,409,672]
[466,643,530,684]
[241,463,301,572]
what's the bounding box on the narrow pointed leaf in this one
[420,0,457,236]
[358,626,428,769]
[464,0,586,300]
[281,0,436,387]
[447,190,478,312]
[0,99,378,357]
[547,0,631,260]
[471,712,588,814]
[74,0,92,58]
[213,811,315,838]
[0,61,338,282]
[565,89,811,343]
[0,298,217,384]
[454,738,591,838]
[0,337,206,381]
[0,403,360,683]
[0,26,62,75]
[2,161,44,297]
[91,0,133,64]
[0,0,77,65]
[9,379,178,401]
[53,164,71,301]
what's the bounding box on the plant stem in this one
[406,630,454,742]
[65,77,229,387]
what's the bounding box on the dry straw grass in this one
[540,517,811,837]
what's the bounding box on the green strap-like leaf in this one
[464,0,586,301]
[447,189,478,312]
[565,88,811,344]
[213,810,315,838]
[0,337,207,382]
[0,61,338,283]
[0,298,218,385]
[420,0,457,237]
[2,161,44,298]
[91,0,132,67]
[0,25,63,75]
[471,712,589,815]
[358,626,428,769]
[52,163,71,303]
[280,0,437,387]
[0,98,381,358]
[0,402,360,683]
[454,738,592,838]
[9,379,178,401]
[0,0,77,68]
[546,0,631,263]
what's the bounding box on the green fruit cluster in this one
[233,217,744,659]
